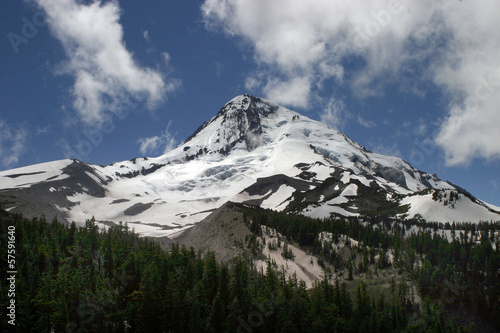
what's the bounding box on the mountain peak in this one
[218,94,279,117]
[181,95,283,158]
[2,94,498,236]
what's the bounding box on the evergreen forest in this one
[1,206,500,332]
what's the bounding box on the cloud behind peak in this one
[202,0,500,165]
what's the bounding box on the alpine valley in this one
[1,94,499,237]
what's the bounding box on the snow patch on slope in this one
[0,160,72,189]
[402,192,500,222]
[260,184,295,211]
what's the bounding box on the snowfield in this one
[0,160,72,189]
[401,192,500,222]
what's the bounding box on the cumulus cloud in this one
[0,120,28,168]
[264,76,311,108]
[138,122,177,156]
[37,0,179,126]
[202,0,500,165]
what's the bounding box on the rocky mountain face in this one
[1,95,499,237]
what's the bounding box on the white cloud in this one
[143,29,149,42]
[357,115,376,129]
[264,76,311,109]
[369,140,402,159]
[37,0,179,126]
[244,73,264,91]
[202,0,500,165]
[320,97,348,130]
[0,120,28,168]
[202,0,407,106]
[162,52,171,67]
[138,122,177,156]
[36,125,52,135]
[436,89,500,165]
[413,120,428,137]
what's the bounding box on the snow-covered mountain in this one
[1,95,499,237]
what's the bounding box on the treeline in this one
[0,209,470,332]
[242,206,500,331]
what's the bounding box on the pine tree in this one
[347,259,354,280]
[208,292,225,332]
[203,252,219,303]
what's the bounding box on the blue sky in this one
[1,0,499,206]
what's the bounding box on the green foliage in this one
[281,240,295,260]
[240,204,500,331]
[1,207,499,331]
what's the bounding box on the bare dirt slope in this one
[173,202,254,262]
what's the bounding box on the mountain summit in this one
[1,95,499,236]
[183,94,278,156]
